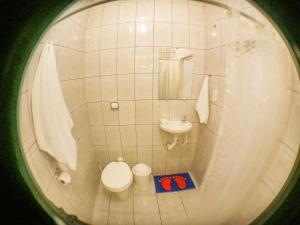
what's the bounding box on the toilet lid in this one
[101,162,133,189]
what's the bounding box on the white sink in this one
[160,119,192,134]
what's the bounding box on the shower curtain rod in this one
[54,0,264,27]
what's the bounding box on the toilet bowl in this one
[101,161,133,200]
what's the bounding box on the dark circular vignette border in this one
[0,0,299,224]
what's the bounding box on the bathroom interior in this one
[18,0,300,224]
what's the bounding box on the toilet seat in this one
[101,162,133,192]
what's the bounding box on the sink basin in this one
[160,120,192,134]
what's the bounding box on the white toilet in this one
[101,158,133,200]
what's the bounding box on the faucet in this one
[182,115,187,122]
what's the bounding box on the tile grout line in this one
[132,1,139,224]
[133,0,138,172]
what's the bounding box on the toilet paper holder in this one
[54,167,71,185]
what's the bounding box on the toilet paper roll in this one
[58,171,71,185]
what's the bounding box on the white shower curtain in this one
[32,41,77,170]
[195,15,289,225]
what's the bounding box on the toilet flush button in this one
[111,102,119,109]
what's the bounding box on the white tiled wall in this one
[84,0,207,175]
[19,8,99,224]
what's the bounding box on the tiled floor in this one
[92,175,201,225]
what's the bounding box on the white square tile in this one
[160,211,188,225]
[191,49,206,74]
[87,102,103,125]
[86,77,101,102]
[136,23,154,46]
[92,211,108,225]
[152,100,170,124]
[94,194,110,211]
[180,144,196,161]
[102,2,119,25]
[108,213,134,225]
[136,125,153,145]
[101,76,117,101]
[108,146,123,161]
[134,214,161,225]
[136,0,154,22]
[152,145,167,163]
[152,73,159,99]
[166,147,181,162]
[101,24,118,49]
[119,101,135,125]
[172,24,189,47]
[136,100,153,124]
[95,145,110,166]
[154,23,171,46]
[86,5,103,28]
[120,125,137,146]
[85,51,99,77]
[117,75,135,100]
[153,48,160,74]
[117,48,134,74]
[155,1,171,22]
[118,23,136,47]
[153,125,168,145]
[134,196,159,214]
[152,163,166,175]
[135,75,153,99]
[188,123,200,143]
[165,162,179,174]
[109,194,133,213]
[100,49,117,75]
[122,146,138,163]
[59,20,72,48]
[85,28,100,51]
[135,47,154,73]
[119,1,136,23]
[137,145,153,163]
[172,2,188,23]
[105,126,121,146]
[157,192,185,213]
[91,126,107,145]
[170,100,186,120]
[102,101,119,125]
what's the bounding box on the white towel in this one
[32,42,77,170]
[195,75,209,124]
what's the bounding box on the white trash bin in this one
[132,163,152,189]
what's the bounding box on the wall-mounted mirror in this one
[158,48,193,100]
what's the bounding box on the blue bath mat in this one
[154,173,196,193]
